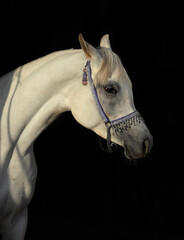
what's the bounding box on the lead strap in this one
[106,122,113,152]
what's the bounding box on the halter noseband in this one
[82,60,143,152]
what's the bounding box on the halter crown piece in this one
[82,60,143,152]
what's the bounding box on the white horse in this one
[0,34,153,239]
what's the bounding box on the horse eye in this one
[104,86,117,95]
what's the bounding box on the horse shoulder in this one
[0,146,37,220]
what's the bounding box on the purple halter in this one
[83,60,143,152]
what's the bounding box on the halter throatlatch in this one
[82,60,143,153]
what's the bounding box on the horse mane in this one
[95,47,124,85]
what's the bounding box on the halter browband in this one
[83,60,143,152]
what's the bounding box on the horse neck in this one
[0,49,85,168]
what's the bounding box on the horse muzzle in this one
[123,134,153,159]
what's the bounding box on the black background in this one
[1,1,184,239]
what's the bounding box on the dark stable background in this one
[0,1,184,239]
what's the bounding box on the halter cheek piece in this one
[82,60,143,153]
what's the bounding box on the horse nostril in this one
[143,138,150,155]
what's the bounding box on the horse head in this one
[71,34,153,159]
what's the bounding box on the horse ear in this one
[100,34,111,49]
[79,34,99,59]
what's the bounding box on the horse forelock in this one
[95,47,124,85]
